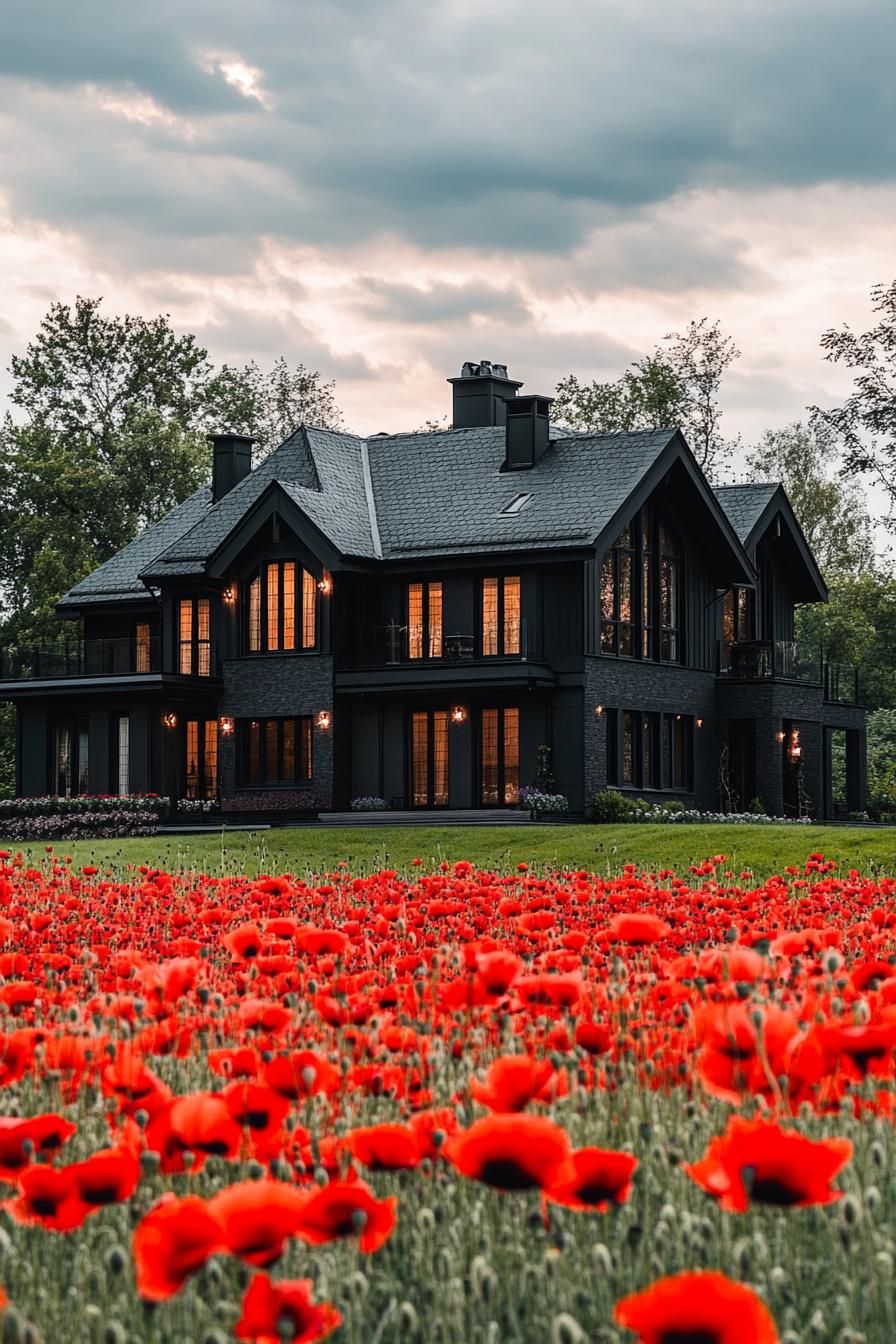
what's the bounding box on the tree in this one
[866,709,896,818]
[745,421,876,579]
[795,573,896,711]
[203,356,342,458]
[813,279,896,515]
[553,319,740,478]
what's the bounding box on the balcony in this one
[717,640,859,703]
[0,638,219,684]
[335,618,555,692]
[339,618,537,669]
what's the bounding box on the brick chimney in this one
[447,360,523,428]
[210,432,254,502]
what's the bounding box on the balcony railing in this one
[0,637,217,681]
[718,639,859,703]
[339,618,535,669]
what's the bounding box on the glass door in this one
[480,707,519,805]
[410,711,449,807]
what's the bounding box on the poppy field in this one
[0,848,892,1342]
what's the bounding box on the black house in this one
[0,361,866,820]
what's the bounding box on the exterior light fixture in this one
[696,718,704,728]
[316,710,332,731]
[222,585,237,605]
[220,716,234,735]
[317,573,333,596]
[775,730,786,743]
[593,704,604,717]
[450,705,467,724]
[162,712,177,730]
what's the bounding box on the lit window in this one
[240,717,314,784]
[406,582,443,660]
[481,576,521,656]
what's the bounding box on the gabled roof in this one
[715,482,827,603]
[59,421,788,608]
[713,484,780,545]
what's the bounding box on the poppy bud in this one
[552,1313,586,1344]
[102,1324,127,1344]
[104,1245,128,1276]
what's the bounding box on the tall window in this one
[407,582,443,659]
[247,563,318,653]
[659,525,680,661]
[601,511,681,662]
[178,598,211,675]
[480,707,519,805]
[135,623,152,674]
[665,714,693,791]
[411,710,449,807]
[722,587,753,646]
[481,576,521,656]
[600,527,634,655]
[608,710,661,790]
[117,715,129,796]
[241,717,313,784]
[185,719,219,799]
[53,718,89,797]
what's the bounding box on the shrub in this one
[176,798,220,815]
[0,794,169,821]
[748,796,767,816]
[0,809,160,840]
[591,790,638,823]
[350,796,390,811]
[532,745,556,794]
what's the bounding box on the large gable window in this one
[601,509,682,663]
[246,562,318,653]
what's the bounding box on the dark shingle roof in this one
[713,484,780,544]
[366,427,676,556]
[61,421,752,607]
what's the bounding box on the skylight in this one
[499,492,532,516]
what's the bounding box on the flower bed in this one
[0,795,168,839]
[0,847,887,1340]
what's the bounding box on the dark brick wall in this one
[220,655,335,808]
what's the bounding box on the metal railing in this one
[339,618,534,668]
[718,639,859,702]
[0,637,162,680]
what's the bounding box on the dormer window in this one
[246,562,318,653]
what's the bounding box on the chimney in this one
[447,359,523,428]
[210,432,254,502]
[504,394,554,470]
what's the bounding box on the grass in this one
[2,821,893,877]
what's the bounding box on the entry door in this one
[184,719,219,799]
[480,707,520,805]
[410,711,449,807]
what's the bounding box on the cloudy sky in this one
[1,0,894,457]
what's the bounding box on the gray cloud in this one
[355,278,531,325]
[0,0,893,268]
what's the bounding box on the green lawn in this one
[2,822,894,877]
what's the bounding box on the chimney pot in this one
[448,360,523,428]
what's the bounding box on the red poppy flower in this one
[608,914,671,945]
[209,1179,310,1266]
[469,1055,557,1112]
[574,1022,612,1055]
[684,1116,852,1211]
[344,1123,422,1171]
[235,1272,341,1343]
[3,1165,85,1232]
[133,1194,226,1301]
[293,1179,397,1253]
[223,924,268,960]
[0,1113,77,1181]
[442,1114,573,1191]
[265,1051,342,1100]
[544,1146,638,1212]
[145,1093,242,1173]
[614,1269,779,1343]
[70,1144,141,1209]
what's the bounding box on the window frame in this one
[606,709,669,791]
[480,575,522,658]
[406,581,444,661]
[177,597,212,676]
[245,562,319,654]
[600,509,684,664]
[238,716,313,786]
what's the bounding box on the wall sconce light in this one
[220,716,234,736]
[593,704,604,718]
[450,705,467,724]
[222,585,237,605]
[789,728,801,760]
[316,710,332,731]
[317,573,333,596]
[775,730,786,743]
[162,712,177,730]
[696,718,704,728]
